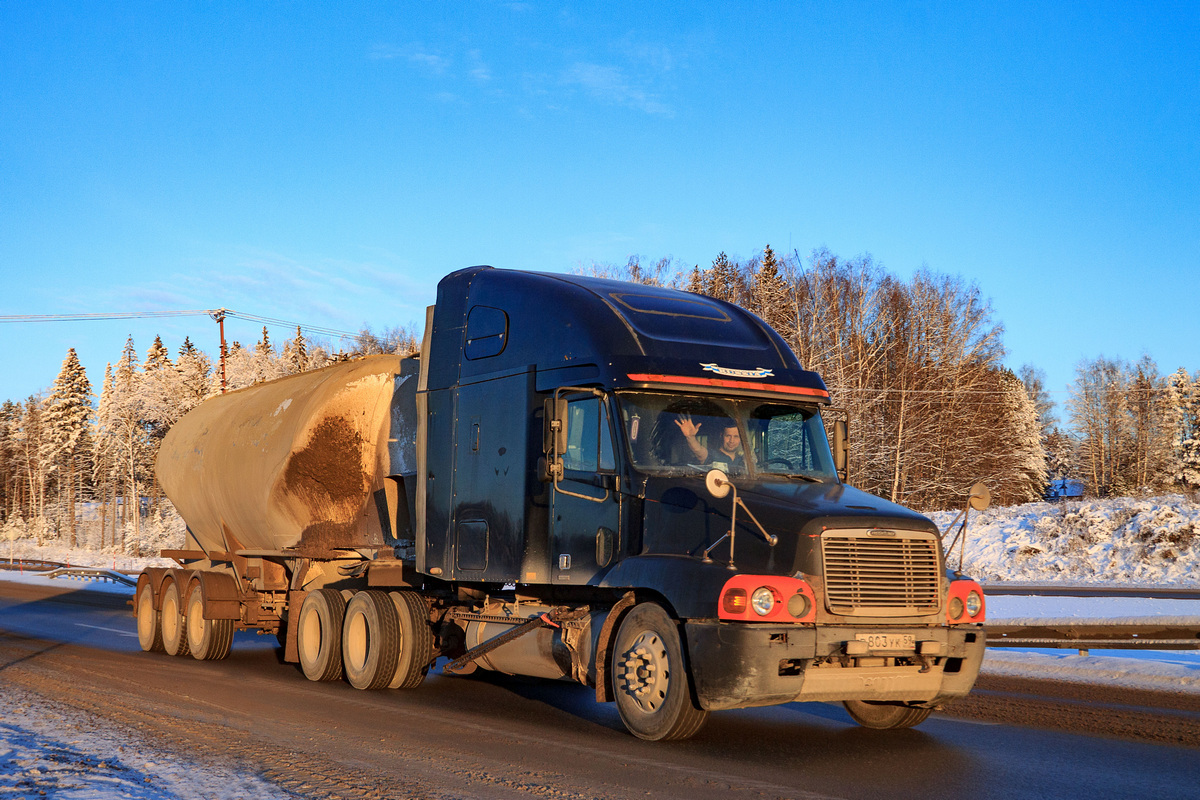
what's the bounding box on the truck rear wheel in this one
[612,603,709,741]
[298,588,347,681]
[160,579,192,658]
[185,582,234,661]
[342,590,401,690]
[135,581,164,653]
[843,700,933,729]
[388,591,434,689]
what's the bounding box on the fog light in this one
[722,588,747,614]
[966,590,983,617]
[751,587,775,616]
[787,592,811,619]
[949,596,964,621]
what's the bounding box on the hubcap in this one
[619,632,669,712]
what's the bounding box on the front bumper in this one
[684,621,986,712]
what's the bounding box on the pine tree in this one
[1167,368,1200,489]
[707,252,738,303]
[749,244,791,338]
[40,349,93,546]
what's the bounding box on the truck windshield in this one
[615,392,838,481]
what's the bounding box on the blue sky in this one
[2,2,1197,416]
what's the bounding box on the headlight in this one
[948,596,964,621]
[751,587,775,616]
[966,590,983,617]
[787,592,811,619]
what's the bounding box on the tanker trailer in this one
[134,354,423,666]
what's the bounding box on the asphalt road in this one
[1,577,1197,800]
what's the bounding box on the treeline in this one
[0,323,418,554]
[588,246,1200,507]
[3,247,1200,557]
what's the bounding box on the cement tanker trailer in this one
[136,266,988,741]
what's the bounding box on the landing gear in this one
[612,603,709,741]
[843,700,933,729]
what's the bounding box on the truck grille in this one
[821,530,942,616]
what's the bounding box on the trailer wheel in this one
[135,581,164,653]
[342,590,401,690]
[185,582,234,661]
[160,579,191,658]
[612,603,709,741]
[843,700,933,729]
[298,588,347,681]
[388,591,434,689]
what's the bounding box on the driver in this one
[675,414,745,472]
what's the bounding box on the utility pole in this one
[209,309,228,393]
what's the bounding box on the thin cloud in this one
[561,62,673,116]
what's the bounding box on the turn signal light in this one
[722,588,748,614]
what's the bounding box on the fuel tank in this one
[156,355,416,557]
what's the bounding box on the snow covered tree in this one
[40,349,93,546]
[13,396,48,542]
[177,337,213,408]
[1166,368,1200,490]
[706,251,739,303]
[96,337,150,550]
[748,244,792,339]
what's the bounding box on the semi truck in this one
[134,265,987,741]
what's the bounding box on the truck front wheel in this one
[843,700,933,729]
[612,603,709,741]
[298,588,347,681]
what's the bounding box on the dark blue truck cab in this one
[413,266,985,739]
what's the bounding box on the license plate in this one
[855,633,916,651]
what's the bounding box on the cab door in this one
[550,392,621,585]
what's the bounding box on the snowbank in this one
[928,494,1200,585]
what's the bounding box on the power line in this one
[0,309,361,340]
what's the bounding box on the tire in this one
[342,590,401,690]
[843,700,933,729]
[135,581,164,653]
[185,581,234,661]
[388,591,434,689]
[160,579,191,658]
[612,603,709,741]
[297,588,347,682]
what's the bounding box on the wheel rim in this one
[299,605,322,666]
[187,592,205,646]
[162,585,179,644]
[619,631,670,713]
[345,608,368,673]
[136,588,156,648]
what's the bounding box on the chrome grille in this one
[821,530,942,616]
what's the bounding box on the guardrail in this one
[1,558,138,587]
[982,582,1200,654]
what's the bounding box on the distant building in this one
[1045,478,1084,501]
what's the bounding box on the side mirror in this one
[832,418,848,483]
[543,397,567,456]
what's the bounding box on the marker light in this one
[750,587,776,616]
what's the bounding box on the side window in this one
[464,305,508,360]
[563,396,615,473]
